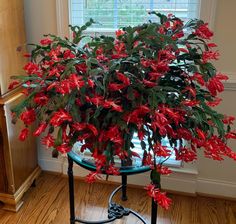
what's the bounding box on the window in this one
[70,0,200,31]
[57,0,217,37]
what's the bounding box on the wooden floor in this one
[0,172,235,224]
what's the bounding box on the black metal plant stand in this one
[67,151,158,224]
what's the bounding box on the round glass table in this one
[67,150,158,224]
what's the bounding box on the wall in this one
[23,0,236,198]
[24,0,57,44]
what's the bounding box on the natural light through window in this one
[70,0,200,30]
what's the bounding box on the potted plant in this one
[10,12,236,210]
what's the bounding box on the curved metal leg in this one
[121,174,128,201]
[68,157,75,224]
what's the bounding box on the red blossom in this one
[19,128,29,141]
[153,142,172,157]
[41,134,55,148]
[194,23,213,39]
[106,165,120,175]
[182,100,200,107]
[34,93,49,106]
[23,62,39,74]
[157,165,172,175]
[56,143,71,153]
[108,83,125,91]
[40,38,53,45]
[225,131,236,139]
[206,97,222,107]
[20,109,36,125]
[143,79,156,87]
[76,63,87,73]
[145,184,172,210]
[115,29,125,37]
[116,72,130,86]
[50,109,72,126]
[202,51,220,63]
[63,49,75,59]
[33,122,47,136]
[175,146,197,162]
[8,81,20,90]
[222,115,235,125]
[85,172,100,183]
[207,73,228,96]
[191,73,205,86]
[103,100,123,112]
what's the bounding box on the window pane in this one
[70,0,200,29]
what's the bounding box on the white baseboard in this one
[223,72,236,90]
[197,178,236,198]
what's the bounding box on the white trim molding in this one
[199,0,218,29]
[56,0,70,37]
[223,72,236,91]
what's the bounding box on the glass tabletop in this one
[67,150,151,175]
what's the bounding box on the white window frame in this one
[56,0,218,38]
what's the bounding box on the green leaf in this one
[55,127,63,146]
[150,169,161,188]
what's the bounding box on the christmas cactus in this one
[10,12,236,210]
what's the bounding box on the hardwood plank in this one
[0,172,235,224]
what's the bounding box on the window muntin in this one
[70,0,200,31]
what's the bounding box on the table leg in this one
[68,157,75,224]
[151,197,158,224]
[121,174,128,201]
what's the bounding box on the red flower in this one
[108,83,125,91]
[40,38,53,45]
[63,49,75,59]
[8,81,20,90]
[87,124,98,136]
[33,122,47,136]
[148,72,163,81]
[182,100,200,107]
[202,51,220,63]
[153,142,171,157]
[157,165,172,175]
[50,109,72,126]
[192,72,205,86]
[19,128,29,141]
[145,184,172,210]
[222,115,235,125]
[143,79,156,87]
[103,100,123,112]
[206,97,222,107]
[23,62,39,74]
[225,131,236,139]
[20,109,36,125]
[56,143,71,153]
[115,29,125,37]
[194,23,213,39]
[76,63,87,73]
[175,147,197,162]
[34,93,49,106]
[154,190,172,210]
[41,134,55,148]
[207,73,228,96]
[85,172,100,183]
[196,128,206,140]
[116,72,130,86]
[106,165,120,175]
[207,43,217,48]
